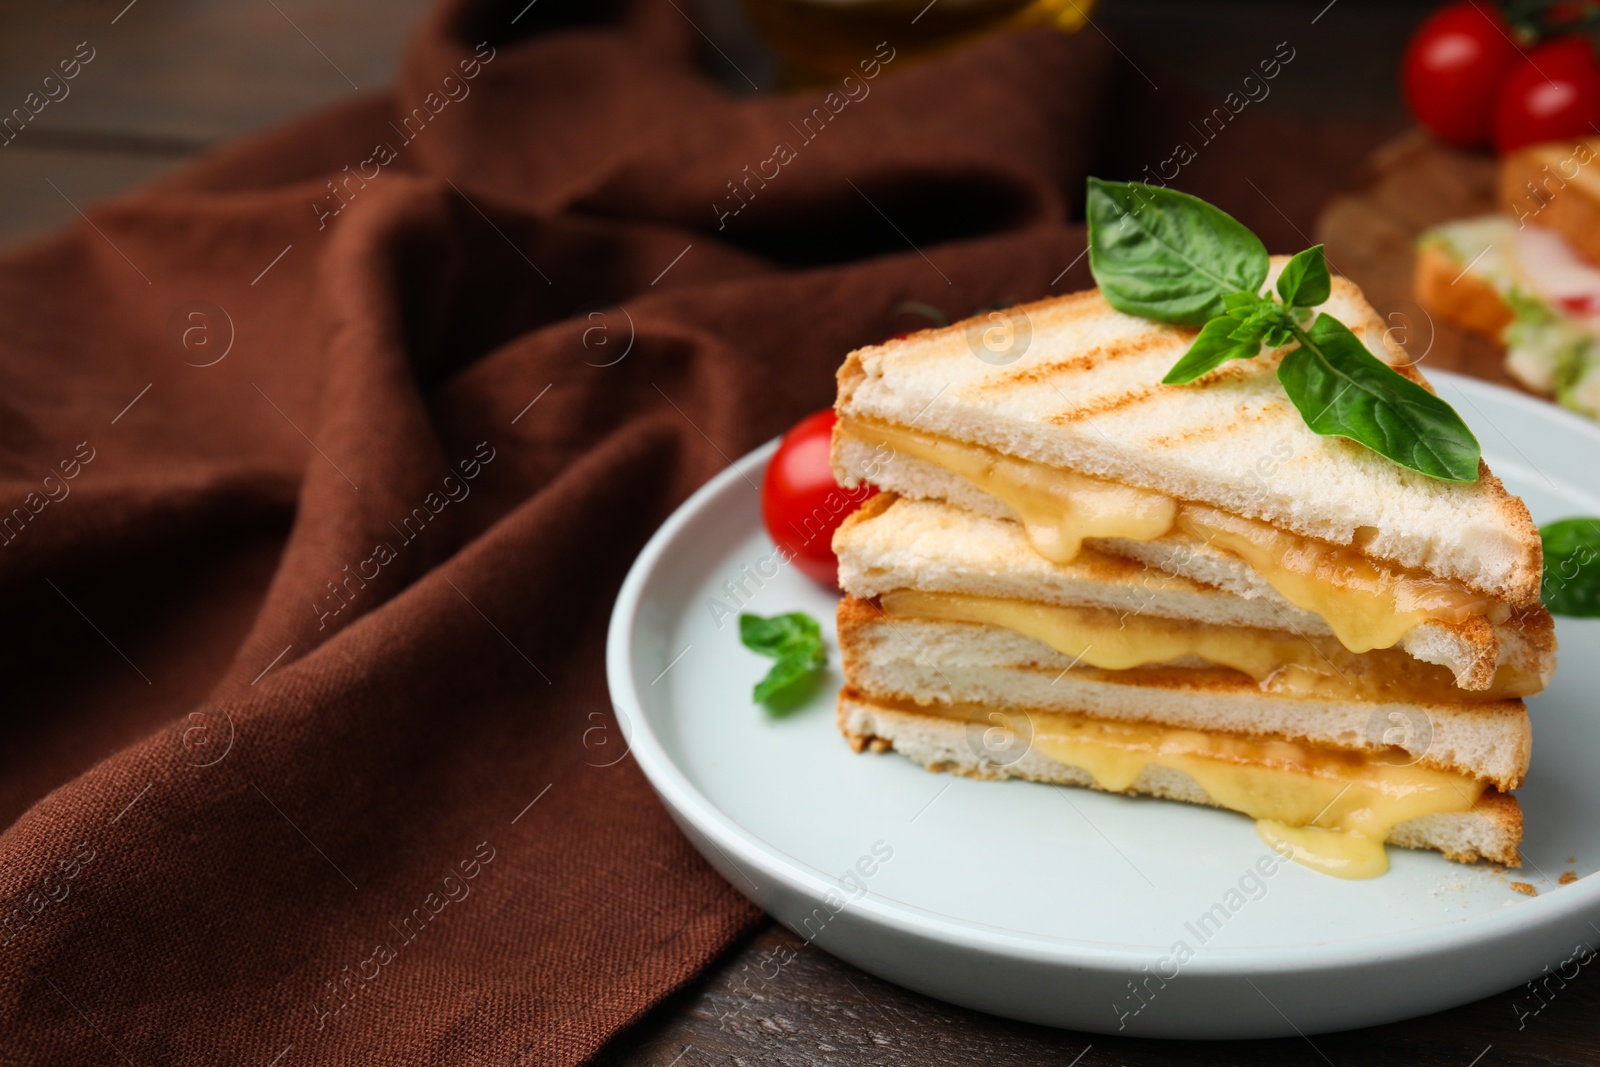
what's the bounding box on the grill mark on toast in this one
[977,331,1176,394]
[1044,384,1159,424]
[1146,410,1256,446]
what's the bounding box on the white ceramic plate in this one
[606,371,1600,1038]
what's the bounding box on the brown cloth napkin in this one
[0,2,1389,1063]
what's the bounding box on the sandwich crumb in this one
[1561,871,1579,885]
[1510,881,1538,896]
[1569,856,1578,864]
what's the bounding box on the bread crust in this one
[1413,243,1514,338]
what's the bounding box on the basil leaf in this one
[1224,291,1259,315]
[1163,317,1263,384]
[739,611,820,658]
[740,611,826,706]
[752,654,821,705]
[1540,518,1600,616]
[1276,244,1332,308]
[1091,179,1482,484]
[1262,323,1295,348]
[1086,178,1270,326]
[1231,299,1295,347]
[1276,314,1481,482]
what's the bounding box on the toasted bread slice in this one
[833,267,1542,607]
[837,596,1532,791]
[1500,139,1600,267]
[1414,241,1514,337]
[838,689,1522,867]
[834,494,1556,693]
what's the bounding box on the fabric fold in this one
[0,2,1385,1062]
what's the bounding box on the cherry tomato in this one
[1493,37,1600,153]
[1402,1,1522,146]
[761,409,877,589]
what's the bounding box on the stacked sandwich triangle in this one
[828,267,1554,878]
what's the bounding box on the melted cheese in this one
[1179,513,1494,653]
[839,417,1499,655]
[842,418,1176,561]
[878,589,1533,701]
[910,700,1485,879]
[883,588,1293,676]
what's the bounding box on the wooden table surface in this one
[8,2,1589,1065]
[0,0,434,248]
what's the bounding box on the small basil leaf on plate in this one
[739,611,820,658]
[1086,178,1270,326]
[752,654,821,705]
[740,611,826,707]
[1540,518,1600,616]
[1276,314,1481,482]
[1164,317,1264,384]
[1276,244,1332,308]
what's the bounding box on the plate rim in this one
[606,369,1600,976]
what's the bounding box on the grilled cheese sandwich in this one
[833,274,1548,690]
[829,264,1549,877]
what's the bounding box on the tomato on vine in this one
[1403,2,1523,146]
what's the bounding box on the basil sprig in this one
[1541,518,1600,616]
[1085,178,1481,483]
[1086,178,1268,324]
[739,612,826,707]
